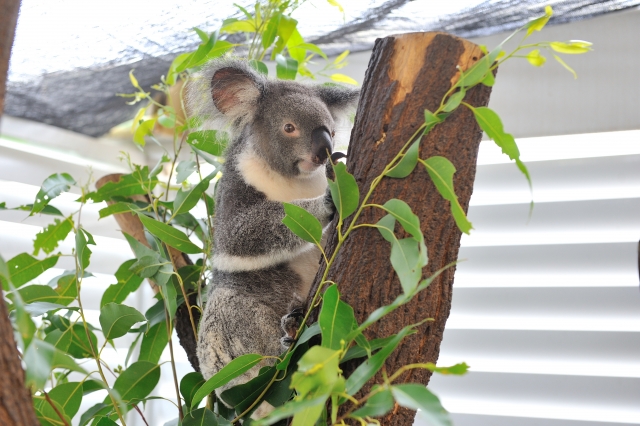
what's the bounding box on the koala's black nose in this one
[311,127,333,165]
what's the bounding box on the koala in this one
[187,59,359,403]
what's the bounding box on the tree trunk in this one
[96,174,201,371]
[316,33,493,425]
[0,1,41,424]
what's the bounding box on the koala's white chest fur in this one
[237,148,327,296]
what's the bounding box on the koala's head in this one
[188,59,359,178]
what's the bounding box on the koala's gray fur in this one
[188,58,359,401]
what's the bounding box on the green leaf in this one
[47,381,84,418]
[24,339,55,389]
[180,372,205,409]
[249,59,269,75]
[328,162,359,220]
[89,166,156,203]
[100,259,144,308]
[16,204,64,216]
[423,156,473,234]
[262,15,280,49]
[549,40,592,54]
[443,89,465,112]
[469,106,531,190]
[526,49,546,67]
[6,253,59,289]
[138,322,169,364]
[253,396,328,426]
[98,202,137,219]
[187,130,229,157]
[15,284,62,304]
[282,203,323,245]
[173,172,216,216]
[330,74,357,85]
[386,139,420,178]
[458,56,491,88]
[99,302,146,340]
[78,403,110,426]
[391,384,452,426]
[389,238,422,294]
[525,14,551,36]
[53,273,78,305]
[133,118,156,146]
[276,54,298,80]
[220,366,275,412]
[50,347,89,374]
[36,397,70,426]
[183,408,219,426]
[428,362,469,375]
[129,255,162,278]
[381,199,422,242]
[341,335,398,363]
[138,214,203,254]
[345,325,414,396]
[481,70,495,86]
[351,387,394,418]
[176,160,197,184]
[319,284,355,350]
[33,217,74,255]
[31,173,76,215]
[190,353,263,409]
[109,361,161,404]
[166,52,191,85]
[293,42,327,60]
[552,53,578,79]
[75,228,95,274]
[275,15,298,50]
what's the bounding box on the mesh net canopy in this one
[5,0,639,137]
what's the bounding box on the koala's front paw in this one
[324,187,337,222]
[280,307,304,348]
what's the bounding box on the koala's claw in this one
[281,308,305,348]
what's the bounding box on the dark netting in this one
[4,0,639,137]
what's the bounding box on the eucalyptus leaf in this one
[187,130,228,157]
[391,384,452,426]
[46,381,84,418]
[100,259,144,308]
[180,372,205,409]
[282,202,323,245]
[423,156,473,234]
[275,54,298,80]
[99,302,146,340]
[351,387,394,418]
[138,214,203,254]
[33,217,73,255]
[108,361,161,404]
[173,172,216,216]
[319,284,355,350]
[345,325,414,396]
[138,322,169,364]
[98,202,137,219]
[176,160,197,184]
[6,253,59,289]
[183,408,219,426]
[328,162,359,220]
[191,353,264,409]
[31,173,76,215]
[386,139,420,178]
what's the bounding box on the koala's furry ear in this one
[316,85,360,119]
[187,59,264,134]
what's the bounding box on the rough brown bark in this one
[312,33,493,425]
[96,174,201,371]
[0,1,41,424]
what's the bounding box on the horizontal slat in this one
[438,330,640,370]
[471,154,640,206]
[428,372,640,424]
[443,413,629,426]
[457,242,636,276]
[462,198,640,247]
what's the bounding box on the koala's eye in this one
[284,123,296,133]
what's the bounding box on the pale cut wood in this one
[308,32,494,425]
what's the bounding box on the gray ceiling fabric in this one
[4,0,639,137]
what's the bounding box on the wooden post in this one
[0,1,41,424]
[96,174,201,371]
[316,33,494,425]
